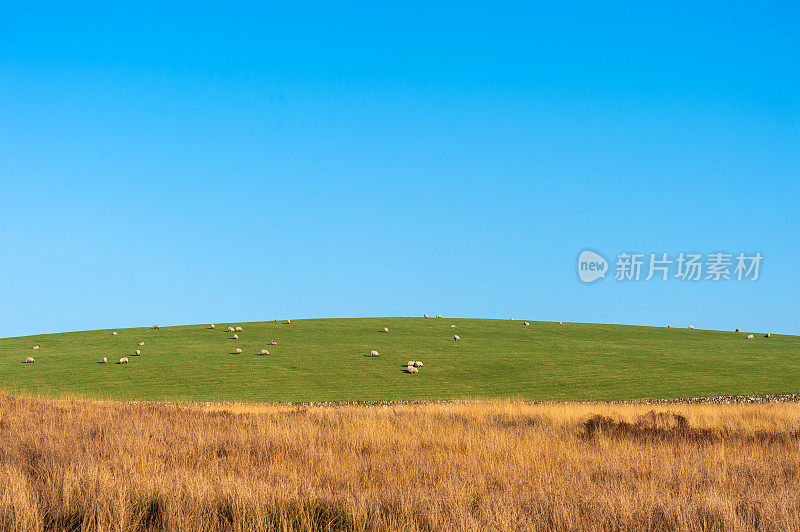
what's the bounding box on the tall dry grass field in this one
[1,395,799,531]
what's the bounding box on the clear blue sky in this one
[1,2,798,337]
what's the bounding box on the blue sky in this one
[1,2,798,337]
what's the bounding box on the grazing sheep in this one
[524,322,530,326]
[24,357,35,364]
[270,319,277,322]
[383,327,389,333]
[233,334,239,340]
[235,326,243,332]
[270,340,277,345]
[260,349,270,355]
[286,319,291,324]
[424,314,429,318]
[210,324,215,329]
[765,333,771,338]
[559,322,563,325]
[118,357,128,364]
[112,331,118,336]
[746,334,754,340]
[450,324,456,328]
[101,357,107,364]
[408,360,415,366]
[510,318,514,321]
[153,324,159,329]
[227,327,235,333]
[454,335,460,341]
[235,348,242,354]
[32,345,40,350]
[138,341,145,346]
[407,366,419,374]
[688,325,694,329]
[414,361,423,367]
[134,350,141,356]
[436,314,442,318]
[370,350,379,357]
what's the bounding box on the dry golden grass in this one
[1,395,799,531]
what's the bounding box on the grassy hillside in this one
[0,318,797,402]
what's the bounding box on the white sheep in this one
[688,325,694,329]
[765,333,771,338]
[450,324,456,328]
[436,314,442,318]
[32,345,40,350]
[112,331,118,336]
[454,335,460,341]
[424,314,429,318]
[383,327,389,333]
[118,357,128,364]
[746,334,754,340]
[414,361,423,367]
[270,319,277,322]
[408,366,419,374]
[235,326,243,332]
[210,324,215,329]
[408,360,415,366]
[510,317,514,321]
[260,349,270,355]
[227,327,235,333]
[524,322,530,326]
[24,357,35,364]
[138,341,145,346]
[101,357,107,364]
[559,322,563,325]
[134,350,141,356]
[370,350,379,357]
[235,348,243,354]
[153,324,160,330]
[270,340,278,345]
[286,319,291,324]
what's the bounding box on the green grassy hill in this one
[0,318,797,402]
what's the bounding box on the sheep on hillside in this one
[118,357,128,364]
[454,335,460,341]
[286,319,291,324]
[235,326,243,332]
[524,322,530,326]
[408,360,415,366]
[227,327,235,333]
[746,334,754,340]
[436,314,442,318]
[424,314,429,318]
[112,331,118,336]
[24,357,34,364]
[765,333,771,338]
[134,350,141,356]
[32,345,40,350]
[735,328,740,332]
[414,361,423,367]
[688,325,694,329]
[407,366,419,374]
[235,348,243,354]
[138,341,145,346]
[101,357,107,364]
[370,350,379,357]
[153,324,160,329]
[383,327,389,333]
[233,334,239,340]
[260,349,270,355]
[210,324,215,329]
[450,324,456,328]
[270,340,277,345]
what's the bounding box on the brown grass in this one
[1,395,799,531]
